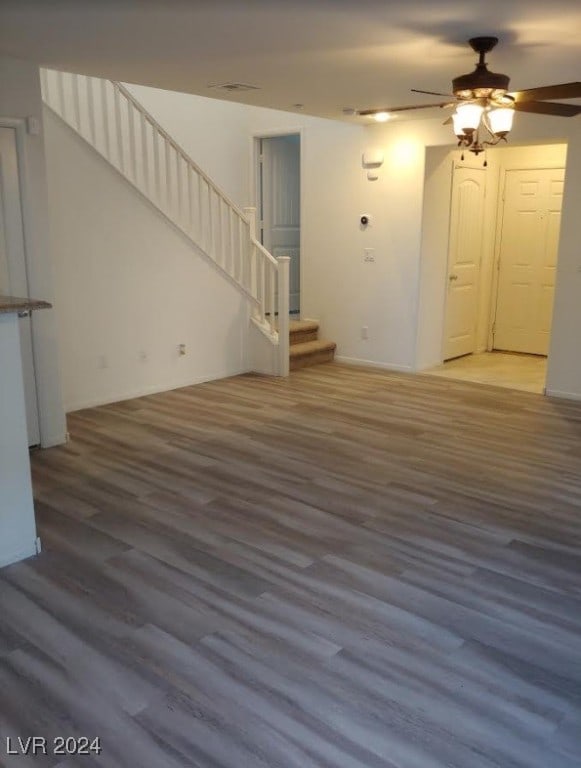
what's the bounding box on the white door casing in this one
[493,167,564,356]
[259,135,300,314]
[443,164,486,361]
[0,127,41,446]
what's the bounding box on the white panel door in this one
[0,127,41,446]
[260,135,300,313]
[443,165,486,360]
[493,168,564,355]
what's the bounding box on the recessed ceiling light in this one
[373,112,391,123]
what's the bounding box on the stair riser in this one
[290,330,319,345]
[290,349,335,370]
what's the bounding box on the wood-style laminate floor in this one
[2,363,581,768]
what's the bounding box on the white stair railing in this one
[40,68,289,375]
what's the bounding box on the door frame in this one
[250,128,304,316]
[0,117,42,443]
[487,162,566,353]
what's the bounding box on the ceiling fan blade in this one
[358,102,452,116]
[511,82,581,103]
[411,88,455,97]
[513,100,581,117]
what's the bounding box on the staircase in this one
[289,320,336,370]
[40,68,289,376]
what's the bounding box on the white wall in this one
[44,109,252,412]
[0,56,66,446]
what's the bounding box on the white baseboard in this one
[65,367,250,413]
[545,388,581,402]
[334,355,412,373]
[0,541,39,569]
[41,432,68,449]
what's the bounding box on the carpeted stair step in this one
[289,320,320,346]
[289,339,337,370]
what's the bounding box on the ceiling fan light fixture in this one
[455,102,484,132]
[373,111,391,122]
[488,106,514,136]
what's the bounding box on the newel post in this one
[277,256,290,377]
[243,206,257,240]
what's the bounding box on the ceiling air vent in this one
[208,82,260,93]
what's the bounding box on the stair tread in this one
[289,320,320,334]
[289,339,337,357]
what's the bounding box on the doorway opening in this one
[420,142,567,395]
[254,133,301,316]
[0,126,41,444]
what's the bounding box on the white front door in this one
[0,127,41,446]
[493,167,564,355]
[443,164,486,361]
[259,135,300,313]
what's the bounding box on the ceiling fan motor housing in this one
[453,64,510,99]
[453,36,510,99]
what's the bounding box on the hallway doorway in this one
[421,141,568,395]
[255,133,301,315]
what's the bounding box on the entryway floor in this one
[424,351,547,394]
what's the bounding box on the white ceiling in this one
[1,0,580,123]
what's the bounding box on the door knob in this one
[448,274,459,282]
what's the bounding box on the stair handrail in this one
[40,67,290,375]
[114,81,250,224]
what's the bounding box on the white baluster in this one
[198,174,204,248]
[57,70,66,119]
[187,165,194,236]
[176,150,183,226]
[128,101,137,182]
[86,77,97,146]
[208,185,214,259]
[269,262,276,333]
[237,218,243,285]
[72,74,81,131]
[261,257,266,323]
[140,113,148,195]
[113,87,124,172]
[277,257,290,376]
[153,129,161,205]
[100,79,111,160]
[165,138,172,214]
[40,68,49,101]
[228,209,234,276]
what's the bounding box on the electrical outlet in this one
[178,343,186,356]
[361,326,369,340]
[364,248,375,262]
[139,349,148,362]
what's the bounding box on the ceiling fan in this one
[358,37,581,155]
